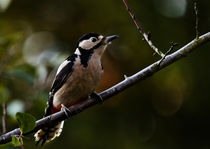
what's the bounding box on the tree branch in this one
[0,32,210,145]
[1,102,7,134]
[122,0,165,57]
[194,0,199,39]
[158,42,178,66]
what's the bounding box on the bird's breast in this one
[53,56,103,107]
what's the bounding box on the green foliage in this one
[15,112,36,134]
[11,136,23,147]
[0,32,22,47]
[0,85,10,104]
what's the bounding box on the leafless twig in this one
[158,42,178,66]
[2,102,7,134]
[194,0,199,39]
[122,0,165,57]
[0,32,210,145]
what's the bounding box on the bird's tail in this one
[34,121,64,146]
[34,96,85,145]
[34,95,64,146]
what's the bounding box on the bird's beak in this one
[103,35,119,44]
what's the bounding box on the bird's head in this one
[76,33,118,56]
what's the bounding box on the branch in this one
[122,0,165,57]
[158,42,179,66]
[0,32,210,145]
[194,0,199,39]
[1,102,7,134]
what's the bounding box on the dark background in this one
[0,0,210,149]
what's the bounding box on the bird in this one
[34,33,118,145]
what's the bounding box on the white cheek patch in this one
[56,60,70,75]
[79,39,99,50]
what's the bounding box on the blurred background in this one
[0,0,210,149]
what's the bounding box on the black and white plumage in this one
[34,33,118,145]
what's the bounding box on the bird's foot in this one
[61,104,71,118]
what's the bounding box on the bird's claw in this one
[61,104,71,118]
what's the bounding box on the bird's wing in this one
[44,54,78,116]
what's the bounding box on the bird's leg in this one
[90,91,103,103]
[61,104,71,118]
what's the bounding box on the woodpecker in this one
[34,33,118,145]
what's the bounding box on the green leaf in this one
[15,112,36,133]
[12,136,23,147]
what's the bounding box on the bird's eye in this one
[91,37,97,42]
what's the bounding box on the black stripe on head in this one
[78,33,100,42]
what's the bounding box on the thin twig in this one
[0,32,210,145]
[158,42,178,66]
[122,0,165,57]
[2,102,7,134]
[18,137,24,149]
[123,74,128,80]
[15,135,24,149]
[194,0,199,39]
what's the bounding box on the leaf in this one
[15,112,36,134]
[12,136,23,147]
